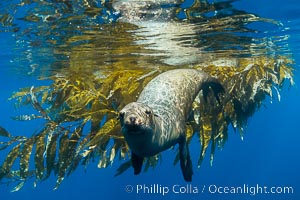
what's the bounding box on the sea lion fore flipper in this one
[131,152,144,175]
[179,139,193,182]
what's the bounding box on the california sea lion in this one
[119,69,224,181]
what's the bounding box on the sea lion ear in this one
[145,109,158,117]
[117,111,125,120]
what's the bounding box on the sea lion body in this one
[119,69,223,181]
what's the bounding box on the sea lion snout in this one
[129,116,136,124]
[119,110,143,126]
[129,116,143,125]
[119,102,156,135]
[124,114,142,126]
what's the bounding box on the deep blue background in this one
[1,0,299,200]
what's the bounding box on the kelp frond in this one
[0,56,294,190]
[0,68,159,190]
[194,56,294,166]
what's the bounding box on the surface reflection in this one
[0,0,292,75]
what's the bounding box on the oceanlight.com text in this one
[207,184,294,196]
[124,183,294,196]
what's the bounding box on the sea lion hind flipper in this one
[179,141,193,182]
[202,78,225,104]
[131,152,144,175]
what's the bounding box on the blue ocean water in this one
[1,0,299,200]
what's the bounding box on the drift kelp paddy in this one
[0,0,294,191]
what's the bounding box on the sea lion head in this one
[119,102,157,136]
